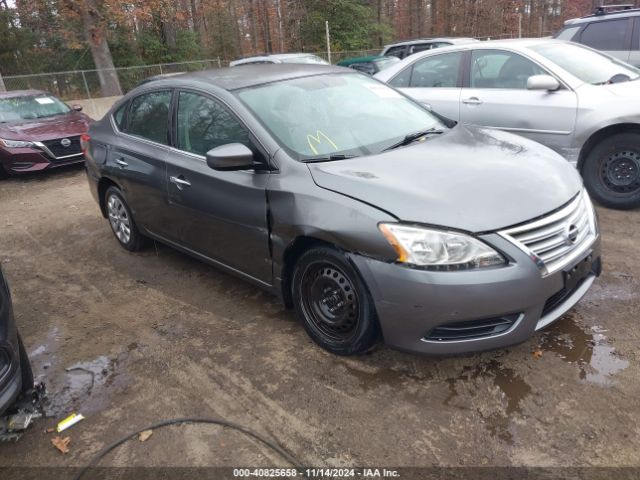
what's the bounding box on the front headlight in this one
[0,138,35,148]
[379,223,506,270]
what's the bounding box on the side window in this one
[409,52,463,88]
[388,66,412,88]
[177,91,250,156]
[580,19,630,50]
[410,43,432,54]
[384,46,406,59]
[126,91,171,145]
[471,50,545,89]
[113,102,127,131]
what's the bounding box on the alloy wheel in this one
[107,194,131,244]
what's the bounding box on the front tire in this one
[583,133,640,210]
[104,186,147,251]
[291,247,379,356]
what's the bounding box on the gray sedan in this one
[375,39,640,209]
[83,65,600,356]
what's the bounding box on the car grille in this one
[500,190,597,276]
[424,314,520,342]
[41,136,82,159]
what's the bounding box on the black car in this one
[554,4,640,67]
[0,265,32,415]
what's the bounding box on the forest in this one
[1,0,597,86]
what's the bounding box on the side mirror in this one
[206,143,254,171]
[72,104,83,112]
[527,75,560,91]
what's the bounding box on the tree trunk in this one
[80,0,122,97]
[190,0,208,48]
[0,70,6,92]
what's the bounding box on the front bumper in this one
[350,234,601,355]
[0,146,84,174]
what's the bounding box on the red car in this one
[0,90,91,178]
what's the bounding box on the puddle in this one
[39,350,133,418]
[538,314,629,386]
[444,359,531,443]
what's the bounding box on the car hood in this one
[0,112,90,142]
[307,126,582,232]
[601,79,640,98]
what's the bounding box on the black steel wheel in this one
[583,133,640,210]
[292,247,379,355]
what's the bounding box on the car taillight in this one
[80,134,91,155]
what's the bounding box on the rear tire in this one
[104,186,147,251]
[17,333,33,394]
[582,133,640,210]
[291,247,379,356]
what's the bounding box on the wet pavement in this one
[0,165,638,468]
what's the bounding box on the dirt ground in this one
[0,165,638,473]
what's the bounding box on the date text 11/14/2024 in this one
[232,468,401,478]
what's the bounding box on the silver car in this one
[375,39,640,209]
[229,53,328,67]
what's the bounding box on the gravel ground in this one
[0,165,638,472]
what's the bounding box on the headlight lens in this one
[0,138,34,148]
[379,223,506,270]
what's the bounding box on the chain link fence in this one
[1,58,223,101]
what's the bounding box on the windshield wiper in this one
[382,128,444,152]
[302,154,359,163]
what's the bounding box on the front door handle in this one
[115,158,128,168]
[463,97,483,105]
[170,175,191,189]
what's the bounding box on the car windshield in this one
[236,73,445,160]
[530,42,640,85]
[0,94,71,123]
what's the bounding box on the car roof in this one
[383,37,477,48]
[0,89,46,99]
[564,7,640,25]
[399,37,568,53]
[137,64,351,92]
[230,53,321,64]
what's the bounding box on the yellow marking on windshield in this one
[307,131,338,155]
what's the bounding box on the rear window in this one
[580,19,630,50]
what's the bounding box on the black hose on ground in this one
[72,416,304,480]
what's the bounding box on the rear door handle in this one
[463,97,483,105]
[170,175,191,189]
[115,158,128,167]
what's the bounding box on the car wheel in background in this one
[583,133,640,210]
[292,247,379,356]
[104,186,147,251]
[0,163,8,180]
[17,334,33,394]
